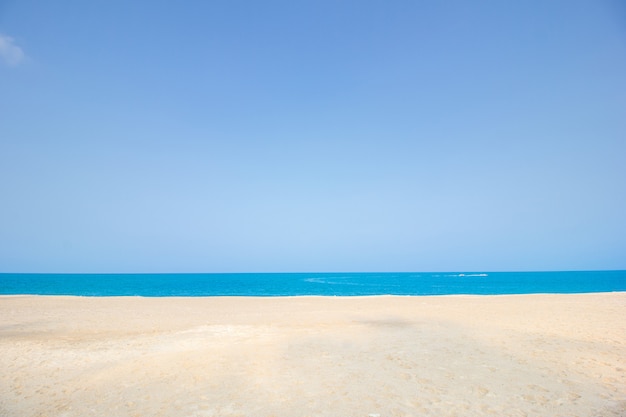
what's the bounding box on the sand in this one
[0,293,624,417]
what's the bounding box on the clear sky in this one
[1,1,625,273]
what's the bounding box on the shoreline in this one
[2,290,626,298]
[1,292,625,416]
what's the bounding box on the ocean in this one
[1,271,625,296]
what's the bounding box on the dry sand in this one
[0,293,624,417]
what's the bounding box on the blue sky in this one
[1,1,625,273]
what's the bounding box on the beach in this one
[0,293,624,417]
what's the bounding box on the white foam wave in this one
[445,273,488,277]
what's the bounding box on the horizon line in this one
[1,269,625,275]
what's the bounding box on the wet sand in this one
[1,293,625,416]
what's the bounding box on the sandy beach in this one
[0,293,624,417]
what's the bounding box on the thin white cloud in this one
[0,34,25,66]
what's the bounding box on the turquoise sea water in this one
[1,271,625,296]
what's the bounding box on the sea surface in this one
[1,271,625,296]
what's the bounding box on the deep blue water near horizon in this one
[1,271,625,297]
